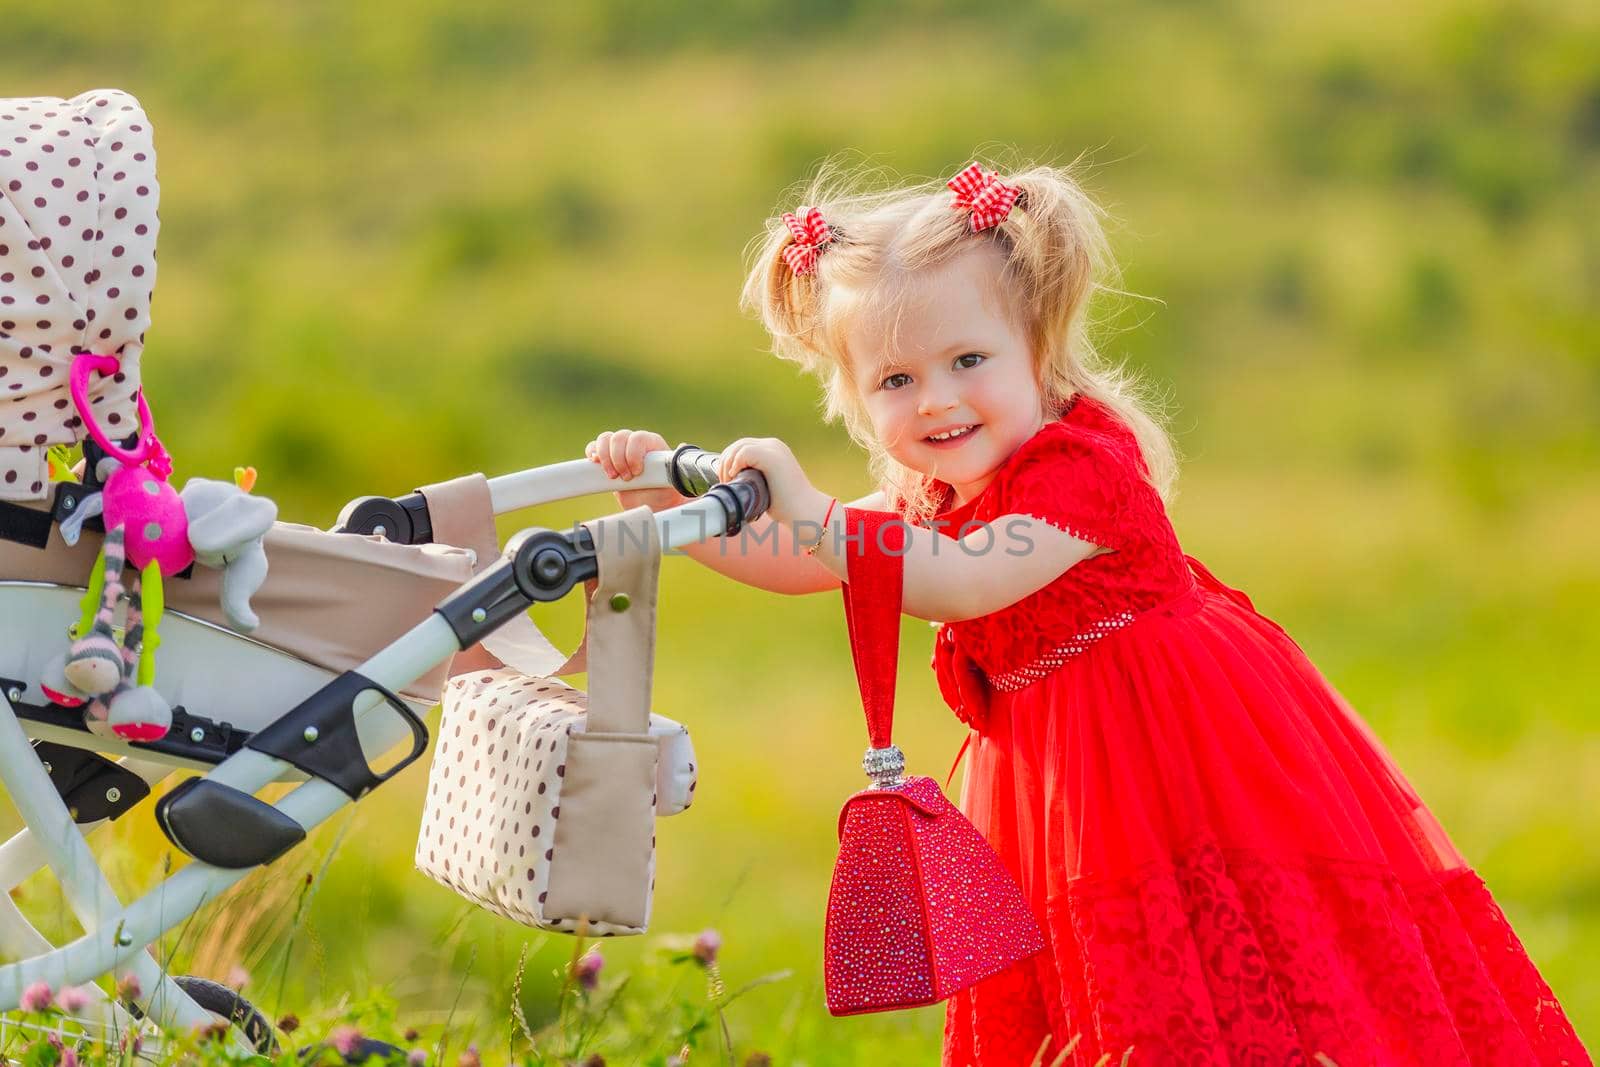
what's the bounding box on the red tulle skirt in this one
[943,578,1590,1066]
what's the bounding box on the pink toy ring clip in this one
[69,353,172,479]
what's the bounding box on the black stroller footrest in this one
[154,779,306,869]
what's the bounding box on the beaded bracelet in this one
[803,497,838,556]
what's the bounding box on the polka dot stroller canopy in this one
[0,87,480,704]
[0,89,155,500]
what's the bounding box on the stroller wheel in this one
[298,1036,407,1064]
[125,975,278,1055]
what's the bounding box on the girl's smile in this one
[846,243,1047,506]
[924,424,980,447]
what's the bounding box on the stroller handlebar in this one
[334,444,771,545]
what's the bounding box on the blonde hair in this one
[739,154,1177,525]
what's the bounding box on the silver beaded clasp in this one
[862,745,906,789]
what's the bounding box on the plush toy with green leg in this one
[38,355,196,742]
[51,524,173,741]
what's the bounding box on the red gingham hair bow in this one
[947,162,1022,233]
[781,207,835,276]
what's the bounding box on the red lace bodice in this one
[914,395,1195,726]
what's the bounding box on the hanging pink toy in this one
[70,354,193,576]
[43,354,192,740]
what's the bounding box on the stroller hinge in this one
[435,526,599,647]
[331,492,433,544]
[30,741,151,824]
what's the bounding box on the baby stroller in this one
[0,90,768,1052]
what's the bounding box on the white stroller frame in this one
[0,446,757,1048]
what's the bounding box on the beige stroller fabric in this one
[0,504,475,704]
[0,90,153,500]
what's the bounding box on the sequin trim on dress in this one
[986,610,1138,692]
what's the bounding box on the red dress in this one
[919,395,1589,1066]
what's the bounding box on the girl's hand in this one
[584,429,691,513]
[714,437,832,529]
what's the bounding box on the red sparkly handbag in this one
[823,508,1045,1016]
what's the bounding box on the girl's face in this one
[846,244,1049,507]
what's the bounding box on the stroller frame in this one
[0,445,757,1045]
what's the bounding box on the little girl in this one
[586,160,1590,1065]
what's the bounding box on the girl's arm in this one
[672,490,886,595]
[699,435,1107,620]
[805,502,1109,622]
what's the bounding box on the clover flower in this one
[692,928,722,967]
[329,1024,364,1057]
[574,947,604,991]
[55,985,89,1013]
[19,980,53,1013]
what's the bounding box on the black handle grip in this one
[731,468,771,525]
[671,444,771,535]
[668,443,722,498]
[705,469,770,536]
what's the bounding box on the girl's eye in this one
[955,352,985,369]
[881,372,912,391]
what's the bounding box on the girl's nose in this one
[918,388,959,416]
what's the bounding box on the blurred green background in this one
[2,0,1597,1061]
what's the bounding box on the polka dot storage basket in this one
[414,507,696,936]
